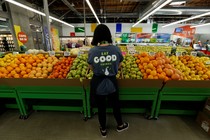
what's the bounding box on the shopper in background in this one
[66,40,81,48]
[204,40,209,49]
[88,24,129,138]
[2,37,9,51]
[204,40,209,45]
[198,41,203,50]
[190,39,195,49]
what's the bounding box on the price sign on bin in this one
[64,51,70,56]
[48,51,55,56]
[17,32,28,44]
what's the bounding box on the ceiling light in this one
[169,1,186,6]
[49,16,74,27]
[0,25,8,28]
[191,23,210,28]
[86,0,101,24]
[158,9,182,15]
[5,0,45,16]
[5,0,74,27]
[162,11,210,28]
[0,18,7,21]
[132,0,172,27]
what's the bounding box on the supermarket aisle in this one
[0,110,209,140]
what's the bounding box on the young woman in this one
[88,24,129,138]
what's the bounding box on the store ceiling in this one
[25,0,210,24]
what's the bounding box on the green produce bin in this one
[0,79,24,117]
[9,79,87,119]
[84,79,163,119]
[155,80,210,119]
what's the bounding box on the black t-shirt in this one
[88,45,123,76]
[88,45,123,95]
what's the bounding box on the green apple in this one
[124,75,130,79]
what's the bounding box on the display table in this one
[155,80,210,119]
[84,79,163,119]
[0,79,23,116]
[0,79,87,119]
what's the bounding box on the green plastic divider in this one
[83,79,163,119]
[155,80,210,118]
[0,79,87,119]
[0,85,24,116]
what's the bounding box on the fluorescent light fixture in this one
[86,0,101,24]
[49,16,74,27]
[169,1,186,6]
[5,0,45,16]
[132,0,172,27]
[191,23,210,28]
[158,9,182,15]
[0,18,7,21]
[162,11,210,28]
[0,25,8,28]
[5,0,74,27]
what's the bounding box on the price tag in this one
[72,43,76,48]
[176,52,182,56]
[82,47,91,51]
[48,51,55,56]
[13,52,19,55]
[25,51,29,54]
[205,61,210,65]
[126,46,135,50]
[191,51,197,56]
[149,52,155,56]
[201,121,209,132]
[64,51,70,56]
[128,50,136,55]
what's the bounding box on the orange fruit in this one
[6,66,13,72]
[147,75,153,79]
[166,69,173,77]
[150,70,157,76]
[171,73,180,80]
[15,67,21,73]
[146,69,152,74]
[20,71,26,76]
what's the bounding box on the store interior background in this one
[0,0,210,51]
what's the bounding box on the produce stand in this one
[155,80,210,119]
[83,79,163,119]
[0,79,23,117]
[4,79,87,119]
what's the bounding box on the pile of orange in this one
[135,52,183,81]
[0,54,47,78]
[28,55,58,78]
[48,57,74,79]
[179,55,210,80]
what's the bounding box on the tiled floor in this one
[0,110,209,140]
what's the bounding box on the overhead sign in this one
[75,27,85,33]
[152,23,158,33]
[116,23,122,33]
[70,32,75,36]
[131,27,142,33]
[17,32,28,44]
[173,25,196,40]
[91,23,97,32]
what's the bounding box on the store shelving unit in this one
[155,80,210,119]
[0,34,15,52]
[84,79,163,119]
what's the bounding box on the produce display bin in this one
[5,79,87,119]
[0,79,24,117]
[155,80,210,119]
[83,79,163,119]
